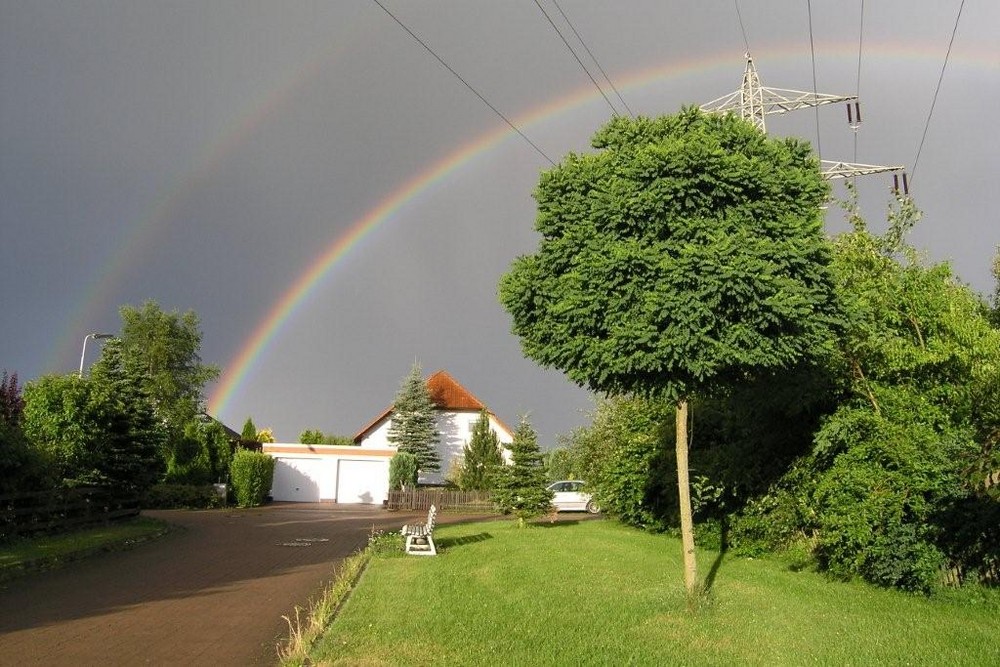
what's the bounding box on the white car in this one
[547,480,600,514]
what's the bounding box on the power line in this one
[806,0,822,160]
[854,0,865,163]
[550,0,634,117]
[370,0,555,166]
[911,0,965,184]
[734,0,751,55]
[532,0,621,118]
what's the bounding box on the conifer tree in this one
[460,409,503,490]
[493,416,552,525]
[387,363,441,473]
[241,417,258,443]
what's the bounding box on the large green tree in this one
[500,109,841,597]
[387,363,441,474]
[22,374,163,494]
[459,409,504,490]
[94,301,219,440]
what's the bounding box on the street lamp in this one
[79,332,114,376]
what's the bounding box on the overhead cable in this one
[371,0,555,165]
[911,0,965,184]
[532,0,621,118]
[550,0,634,117]
[854,0,865,163]
[734,0,751,55]
[806,0,822,160]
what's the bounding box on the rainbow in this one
[46,39,354,374]
[93,39,990,419]
[206,44,848,416]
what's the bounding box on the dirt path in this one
[0,503,430,666]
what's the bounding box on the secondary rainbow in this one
[46,40,351,373]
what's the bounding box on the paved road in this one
[0,503,431,666]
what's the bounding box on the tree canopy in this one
[22,374,163,493]
[500,109,841,403]
[92,301,219,436]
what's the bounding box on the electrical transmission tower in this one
[700,54,907,190]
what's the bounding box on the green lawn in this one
[0,516,170,579]
[308,518,998,666]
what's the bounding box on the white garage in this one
[264,444,393,505]
[336,459,390,504]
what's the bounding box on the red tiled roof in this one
[352,370,509,442]
[426,370,485,411]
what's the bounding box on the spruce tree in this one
[240,417,258,442]
[493,416,552,525]
[387,363,441,473]
[460,409,503,490]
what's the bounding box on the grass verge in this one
[0,516,172,581]
[278,527,405,666]
[303,518,998,666]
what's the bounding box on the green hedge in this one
[229,450,275,508]
[143,483,226,509]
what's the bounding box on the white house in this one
[265,370,513,503]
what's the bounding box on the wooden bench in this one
[401,504,437,556]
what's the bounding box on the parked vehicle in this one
[546,480,600,514]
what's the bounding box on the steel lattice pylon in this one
[701,55,856,133]
[701,54,905,185]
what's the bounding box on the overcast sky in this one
[3,1,997,445]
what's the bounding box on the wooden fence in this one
[0,487,140,541]
[386,489,496,513]
[941,561,999,588]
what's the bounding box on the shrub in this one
[733,391,976,593]
[143,483,225,509]
[389,452,418,491]
[164,421,213,485]
[229,449,275,507]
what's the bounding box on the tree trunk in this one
[675,398,698,601]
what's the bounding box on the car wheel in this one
[586,500,600,514]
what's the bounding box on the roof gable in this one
[426,370,485,411]
[353,369,508,442]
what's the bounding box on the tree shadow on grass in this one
[436,532,493,551]
[533,513,605,528]
[703,517,729,594]
[533,520,582,528]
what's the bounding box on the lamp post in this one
[79,332,114,376]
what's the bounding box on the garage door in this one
[271,457,337,502]
[336,459,389,505]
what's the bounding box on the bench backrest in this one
[426,505,437,532]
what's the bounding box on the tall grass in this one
[278,550,370,666]
[305,519,997,666]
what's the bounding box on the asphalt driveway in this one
[0,503,432,666]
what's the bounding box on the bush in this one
[229,449,275,507]
[143,483,225,509]
[389,452,418,491]
[732,392,976,593]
